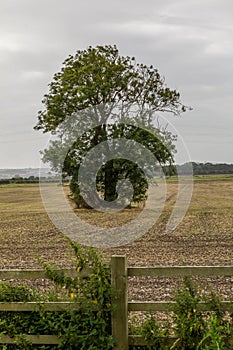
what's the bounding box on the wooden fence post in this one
[111,255,128,350]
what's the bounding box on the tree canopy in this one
[35,44,188,207]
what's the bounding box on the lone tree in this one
[35,45,188,208]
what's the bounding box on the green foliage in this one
[66,123,176,206]
[131,277,233,350]
[140,316,170,350]
[0,283,54,350]
[35,44,188,207]
[40,241,114,349]
[35,45,186,132]
[172,276,206,348]
[0,242,114,349]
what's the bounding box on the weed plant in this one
[0,241,114,349]
[130,277,233,349]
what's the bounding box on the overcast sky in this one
[0,0,232,168]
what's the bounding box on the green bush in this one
[0,283,56,349]
[41,241,114,349]
[0,241,114,350]
[130,277,233,350]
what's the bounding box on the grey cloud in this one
[0,0,232,167]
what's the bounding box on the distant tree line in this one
[176,162,233,175]
[0,176,58,184]
[0,162,232,185]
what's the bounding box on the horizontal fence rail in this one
[128,265,233,277]
[0,335,61,345]
[128,300,233,312]
[0,301,82,312]
[0,268,92,279]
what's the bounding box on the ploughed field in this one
[0,178,232,306]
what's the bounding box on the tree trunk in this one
[104,160,117,201]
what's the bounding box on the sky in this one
[0,0,232,168]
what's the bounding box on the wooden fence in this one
[0,257,233,348]
[111,256,233,349]
[0,268,90,345]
